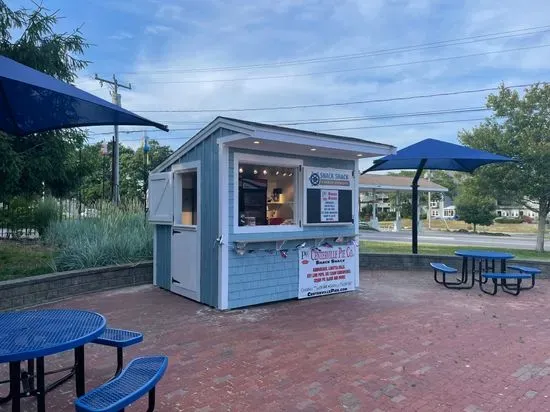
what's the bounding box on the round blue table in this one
[0,309,106,412]
[454,249,515,288]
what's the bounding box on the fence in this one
[0,198,116,239]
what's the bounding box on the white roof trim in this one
[153,117,394,172]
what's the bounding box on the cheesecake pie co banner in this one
[298,245,356,299]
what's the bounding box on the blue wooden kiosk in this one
[148,117,394,309]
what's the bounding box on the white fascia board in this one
[253,129,394,156]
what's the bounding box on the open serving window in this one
[303,167,354,225]
[234,154,302,233]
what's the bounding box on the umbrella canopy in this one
[367,138,512,172]
[363,138,515,253]
[0,56,168,136]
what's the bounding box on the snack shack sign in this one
[298,245,356,299]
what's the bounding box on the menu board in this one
[298,245,356,299]
[304,167,354,225]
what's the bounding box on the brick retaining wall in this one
[0,262,152,311]
[360,253,550,277]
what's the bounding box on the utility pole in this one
[94,74,132,204]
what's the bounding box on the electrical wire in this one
[113,25,550,75]
[132,82,541,113]
[137,44,550,84]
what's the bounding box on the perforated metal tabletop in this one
[0,309,106,363]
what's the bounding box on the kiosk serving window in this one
[235,155,302,231]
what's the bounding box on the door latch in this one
[215,235,224,245]
[171,277,181,284]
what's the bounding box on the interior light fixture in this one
[310,148,317,151]
[239,167,243,173]
[289,172,293,176]
[262,169,268,175]
[253,169,258,175]
[275,171,280,175]
[357,154,363,157]
[283,172,287,176]
[253,140,260,144]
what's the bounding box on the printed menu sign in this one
[321,190,338,222]
[298,245,356,299]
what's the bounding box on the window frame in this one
[233,153,303,234]
[172,161,201,230]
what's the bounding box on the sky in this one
[8,0,550,167]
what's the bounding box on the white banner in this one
[298,245,356,299]
[321,190,339,222]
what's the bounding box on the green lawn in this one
[0,241,56,281]
[360,240,550,261]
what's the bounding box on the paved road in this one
[359,230,548,251]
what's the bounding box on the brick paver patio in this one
[2,269,550,411]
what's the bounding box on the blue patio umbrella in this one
[0,55,168,136]
[363,138,515,254]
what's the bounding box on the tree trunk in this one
[536,200,549,252]
[473,223,477,233]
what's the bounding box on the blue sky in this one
[8,0,550,165]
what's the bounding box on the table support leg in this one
[36,357,45,412]
[501,259,507,273]
[75,346,85,397]
[27,359,35,393]
[9,361,20,412]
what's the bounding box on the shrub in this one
[34,197,59,237]
[45,199,152,271]
[522,215,534,224]
[494,217,523,224]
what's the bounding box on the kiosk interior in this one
[149,117,395,309]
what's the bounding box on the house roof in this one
[359,174,448,192]
[153,116,395,172]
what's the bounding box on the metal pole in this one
[427,171,432,230]
[412,159,427,254]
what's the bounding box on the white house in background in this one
[359,174,448,230]
[496,201,539,219]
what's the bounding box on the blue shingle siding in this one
[154,127,235,307]
[227,148,357,309]
[155,225,171,290]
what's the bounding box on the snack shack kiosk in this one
[148,117,394,309]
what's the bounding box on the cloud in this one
[79,0,550,156]
[109,31,134,40]
[144,25,173,35]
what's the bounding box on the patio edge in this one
[0,261,152,311]
[360,253,550,276]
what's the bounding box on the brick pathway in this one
[2,270,550,411]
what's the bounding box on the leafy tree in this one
[454,180,496,232]
[0,1,88,202]
[459,83,550,251]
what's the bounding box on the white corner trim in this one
[153,227,157,286]
[218,143,230,310]
[354,161,360,288]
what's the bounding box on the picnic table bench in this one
[479,272,532,296]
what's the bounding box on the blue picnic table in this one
[0,309,106,412]
[453,249,515,289]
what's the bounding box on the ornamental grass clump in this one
[45,200,152,271]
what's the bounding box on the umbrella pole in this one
[411,159,427,254]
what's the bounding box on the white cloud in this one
[109,31,134,40]
[79,0,550,155]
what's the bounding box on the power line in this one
[137,44,550,84]
[133,82,541,113]
[158,107,490,125]
[316,117,487,132]
[86,106,490,137]
[91,117,488,143]
[114,25,550,75]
